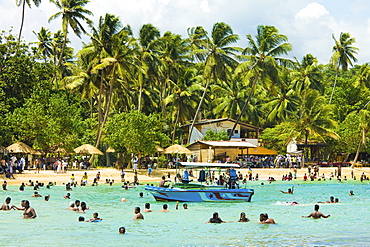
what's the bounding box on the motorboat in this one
[145,162,254,202]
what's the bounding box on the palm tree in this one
[32,27,53,62]
[291,54,324,95]
[329,32,358,104]
[16,0,41,41]
[48,0,93,67]
[229,25,293,138]
[164,66,201,143]
[290,89,338,165]
[187,22,240,143]
[352,109,370,166]
[136,24,161,112]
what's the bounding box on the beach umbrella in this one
[106,147,116,153]
[164,144,193,155]
[156,145,165,152]
[6,142,36,154]
[74,144,104,155]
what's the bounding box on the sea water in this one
[0,180,369,247]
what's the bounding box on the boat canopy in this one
[179,162,240,168]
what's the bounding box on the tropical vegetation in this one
[2,0,370,165]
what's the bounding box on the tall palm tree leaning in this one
[48,0,93,68]
[16,0,41,41]
[229,25,293,139]
[329,32,358,104]
[187,22,240,144]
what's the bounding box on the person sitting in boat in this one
[159,176,170,187]
[207,212,224,223]
[182,170,191,184]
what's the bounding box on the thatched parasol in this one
[74,144,104,155]
[156,145,165,152]
[6,142,36,154]
[106,147,116,153]
[164,144,192,155]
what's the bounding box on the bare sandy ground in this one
[2,166,369,186]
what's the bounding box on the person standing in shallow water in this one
[23,200,37,219]
[133,207,144,220]
[207,212,224,223]
[302,204,330,219]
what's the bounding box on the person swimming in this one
[348,190,354,195]
[238,212,250,222]
[143,203,152,212]
[64,193,71,199]
[78,216,85,222]
[23,200,37,219]
[133,207,144,220]
[160,204,170,212]
[280,186,294,194]
[207,212,224,223]
[119,227,126,234]
[32,191,42,197]
[302,204,330,219]
[88,212,102,222]
[259,213,275,224]
[0,197,11,210]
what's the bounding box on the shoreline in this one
[1,167,369,186]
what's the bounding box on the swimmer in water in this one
[64,193,71,199]
[348,190,354,195]
[238,212,250,222]
[302,204,330,219]
[78,216,85,222]
[67,202,75,210]
[44,195,50,201]
[133,207,144,220]
[207,212,224,223]
[88,212,102,222]
[142,203,152,212]
[0,197,11,210]
[32,191,42,197]
[119,227,126,234]
[259,213,276,224]
[160,204,170,212]
[183,203,188,210]
[280,186,294,194]
[23,200,37,219]
[318,196,334,203]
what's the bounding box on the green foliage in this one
[259,122,294,154]
[202,130,229,141]
[104,110,170,156]
[9,90,85,152]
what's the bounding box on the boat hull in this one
[145,185,254,202]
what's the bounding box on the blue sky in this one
[2,0,370,64]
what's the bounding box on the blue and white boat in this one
[145,162,254,202]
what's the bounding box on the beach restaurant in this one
[186,140,277,163]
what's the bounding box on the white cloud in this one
[200,0,211,13]
[295,2,329,20]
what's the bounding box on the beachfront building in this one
[183,118,262,145]
[186,140,277,164]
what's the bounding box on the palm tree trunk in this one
[172,106,180,144]
[187,78,210,144]
[18,0,26,41]
[329,71,338,104]
[352,136,362,168]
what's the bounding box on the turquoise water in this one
[1,180,369,247]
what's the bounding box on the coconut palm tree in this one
[291,54,324,95]
[229,25,293,138]
[329,32,358,104]
[290,89,338,165]
[32,27,53,62]
[48,0,93,68]
[187,22,240,143]
[164,66,201,143]
[16,0,41,41]
[352,109,370,166]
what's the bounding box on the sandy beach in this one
[2,166,370,186]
